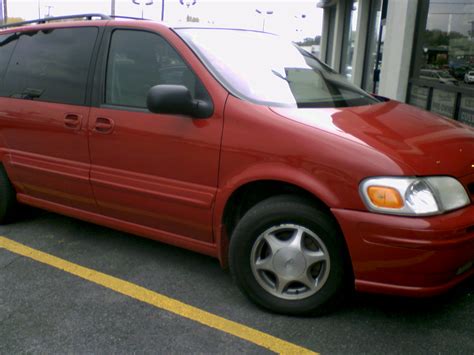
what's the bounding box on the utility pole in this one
[45,5,53,17]
[3,0,8,24]
[294,14,306,35]
[111,0,115,16]
[179,0,197,22]
[132,0,153,19]
[255,9,273,32]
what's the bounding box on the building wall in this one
[319,0,474,125]
[378,0,418,101]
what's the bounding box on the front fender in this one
[212,162,345,267]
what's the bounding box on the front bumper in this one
[332,205,474,297]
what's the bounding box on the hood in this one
[271,100,474,178]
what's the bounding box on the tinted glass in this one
[340,0,358,80]
[3,27,98,105]
[361,0,384,93]
[106,30,209,108]
[414,0,474,88]
[177,29,379,108]
[0,33,18,83]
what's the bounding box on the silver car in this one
[464,70,474,84]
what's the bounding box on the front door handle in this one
[64,113,82,129]
[94,117,115,134]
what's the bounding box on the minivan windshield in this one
[176,28,380,108]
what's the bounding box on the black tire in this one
[0,165,17,224]
[229,195,351,316]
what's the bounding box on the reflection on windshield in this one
[177,28,379,108]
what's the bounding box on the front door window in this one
[105,29,210,109]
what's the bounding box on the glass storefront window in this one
[409,0,474,125]
[340,0,358,80]
[459,96,474,125]
[408,85,429,109]
[414,0,474,88]
[361,0,386,94]
[325,6,337,65]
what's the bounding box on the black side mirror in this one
[146,85,213,119]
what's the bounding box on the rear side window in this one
[2,27,98,105]
[105,29,210,108]
[0,33,18,82]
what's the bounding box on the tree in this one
[424,29,466,48]
[6,17,25,24]
[296,36,321,47]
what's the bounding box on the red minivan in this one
[0,14,473,315]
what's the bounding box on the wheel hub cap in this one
[273,248,306,278]
[250,224,331,300]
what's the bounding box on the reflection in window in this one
[105,30,209,109]
[416,0,474,88]
[2,28,98,105]
[361,0,385,93]
[0,34,18,82]
[325,6,337,65]
[341,0,358,80]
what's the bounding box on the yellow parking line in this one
[0,236,317,355]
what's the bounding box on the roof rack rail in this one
[109,15,151,21]
[0,13,112,30]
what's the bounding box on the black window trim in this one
[85,26,107,107]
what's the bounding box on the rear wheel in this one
[0,166,17,224]
[229,195,350,315]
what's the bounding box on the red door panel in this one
[0,98,97,212]
[88,107,222,242]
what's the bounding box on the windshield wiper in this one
[271,69,290,82]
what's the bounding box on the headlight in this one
[359,176,470,216]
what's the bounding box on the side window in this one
[0,33,18,84]
[3,27,98,105]
[105,29,210,109]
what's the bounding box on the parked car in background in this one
[0,14,473,316]
[420,69,458,85]
[464,70,474,84]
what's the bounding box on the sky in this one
[6,0,324,41]
[427,0,474,36]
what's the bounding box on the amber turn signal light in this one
[367,186,404,209]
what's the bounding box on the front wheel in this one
[229,195,351,315]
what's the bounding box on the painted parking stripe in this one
[0,236,317,355]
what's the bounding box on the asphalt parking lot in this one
[1,208,473,354]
